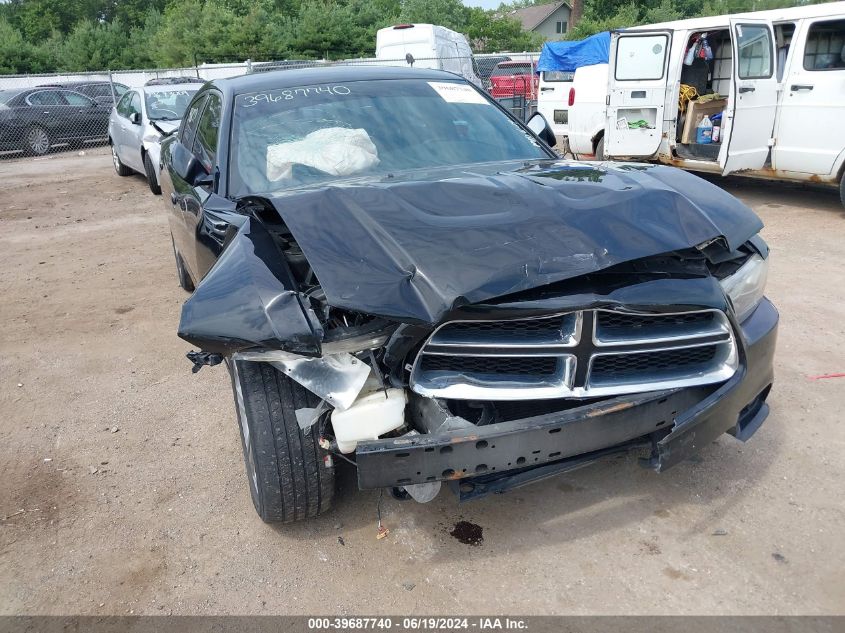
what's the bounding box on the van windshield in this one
[229,78,549,197]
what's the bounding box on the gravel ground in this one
[0,148,843,615]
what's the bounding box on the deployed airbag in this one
[267,127,379,181]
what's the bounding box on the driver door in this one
[167,93,208,281]
[719,18,779,175]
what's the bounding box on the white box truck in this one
[376,24,482,87]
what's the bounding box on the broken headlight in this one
[720,253,769,323]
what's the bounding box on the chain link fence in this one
[0,53,539,160]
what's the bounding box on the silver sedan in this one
[108,83,202,194]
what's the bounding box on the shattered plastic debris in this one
[186,351,224,374]
[295,401,330,431]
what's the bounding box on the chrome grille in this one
[410,309,737,400]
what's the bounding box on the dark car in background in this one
[37,81,128,106]
[160,66,777,525]
[0,87,111,155]
[489,60,538,100]
[475,54,511,89]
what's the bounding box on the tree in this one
[398,0,469,31]
[466,7,541,52]
[59,19,132,71]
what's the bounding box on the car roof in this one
[212,65,466,96]
[141,84,203,95]
[38,81,118,87]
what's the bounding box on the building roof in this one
[508,1,571,32]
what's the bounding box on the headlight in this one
[720,253,769,323]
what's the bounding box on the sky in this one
[462,0,505,9]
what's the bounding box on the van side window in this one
[735,23,773,79]
[803,19,845,71]
[614,35,668,81]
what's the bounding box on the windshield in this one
[145,89,198,121]
[230,78,548,196]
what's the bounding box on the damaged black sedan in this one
[160,67,777,523]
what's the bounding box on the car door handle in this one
[540,87,554,92]
[790,84,813,91]
[738,86,755,93]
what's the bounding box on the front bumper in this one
[355,298,778,491]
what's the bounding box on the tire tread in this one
[235,361,334,523]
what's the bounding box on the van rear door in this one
[605,30,672,158]
[538,70,575,139]
[720,18,779,175]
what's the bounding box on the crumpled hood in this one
[269,161,763,324]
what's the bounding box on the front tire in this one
[144,153,162,195]
[229,360,336,524]
[839,169,845,209]
[25,126,51,156]
[111,141,132,176]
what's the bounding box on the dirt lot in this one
[0,148,843,616]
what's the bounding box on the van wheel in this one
[229,359,336,524]
[595,136,605,161]
[840,170,845,208]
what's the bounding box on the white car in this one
[108,82,203,194]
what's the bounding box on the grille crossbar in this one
[411,309,737,400]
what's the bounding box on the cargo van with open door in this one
[592,3,845,205]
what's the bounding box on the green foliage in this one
[0,0,826,73]
[399,0,468,31]
[466,7,543,52]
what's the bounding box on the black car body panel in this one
[266,161,762,324]
[178,218,323,355]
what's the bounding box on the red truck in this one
[489,60,537,100]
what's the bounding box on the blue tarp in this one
[536,31,611,73]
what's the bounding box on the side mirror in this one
[526,112,557,147]
[171,140,210,186]
[129,112,140,125]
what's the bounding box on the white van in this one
[376,24,482,87]
[566,64,610,158]
[573,2,845,202]
[537,33,610,149]
[537,70,575,145]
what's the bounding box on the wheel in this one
[25,126,51,156]
[840,169,845,209]
[111,141,132,176]
[229,359,336,524]
[144,153,162,195]
[595,136,605,161]
[170,234,194,292]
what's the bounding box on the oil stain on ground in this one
[450,521,483,546]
